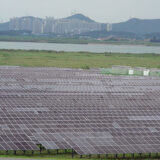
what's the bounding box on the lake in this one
[0,41,160,54]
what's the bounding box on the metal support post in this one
[72,149,74,158]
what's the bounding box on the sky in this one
[0,0,160,23]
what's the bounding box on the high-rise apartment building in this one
[107,23,112,31]
[9,15,108,34]
[43,17,55,34]
[9,17,43,34]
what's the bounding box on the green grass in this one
[0,154,157,160]
[0,151,159,160]
[0,50,159,69]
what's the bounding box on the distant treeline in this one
[0,34,94,44]
[150,37,160,43]
[0,30,32,36]
[0,30,160,41]
[1,30,160,45]
[78,30,139,39]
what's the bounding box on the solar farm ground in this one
[1,152,160,160]
[0,66,160,159]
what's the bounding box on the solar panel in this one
[0,134,39,150]
[0,67,160,155]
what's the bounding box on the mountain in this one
[113,18,160,34]
[0,22,9,31]
[18,16,42,21]
[1,15,160,36]
[65,14,95,23]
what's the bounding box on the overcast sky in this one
[0,0,160,23]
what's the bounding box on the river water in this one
[0,41,160,54]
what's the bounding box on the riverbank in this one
[0,35,160,46]
[0,49,159,69]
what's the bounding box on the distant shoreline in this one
[0,39,160,47]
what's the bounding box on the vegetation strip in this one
[0,49,159,69]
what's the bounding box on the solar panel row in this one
[0,67,160,155]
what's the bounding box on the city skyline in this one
[0,0,160,23]
[9,15,108,34]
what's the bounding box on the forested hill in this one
[0,22,9,31]
[113,18,160,34]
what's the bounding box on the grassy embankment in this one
[0,49,159,69]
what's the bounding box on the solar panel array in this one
[0,66,160,155]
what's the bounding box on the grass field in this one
[0,150,159,160]
[0,49,160,69]
[0,154,159,160]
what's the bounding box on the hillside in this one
[65,14,95,22]
[113,18,160,34]
[0,22,9,31]
[1,15,160,36]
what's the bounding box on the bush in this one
[82,65,90,70]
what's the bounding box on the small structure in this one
[143,69,150,76]
[129,69,134,75]
[134,67,146,76]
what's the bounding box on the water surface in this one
[0,41,160,54]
